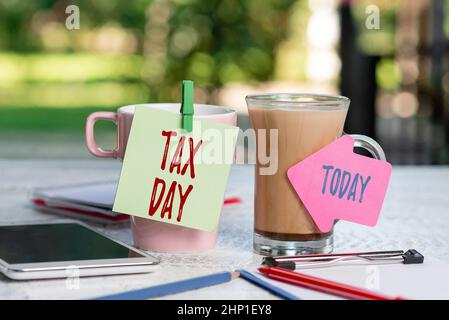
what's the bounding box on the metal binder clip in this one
[262,249,424,270]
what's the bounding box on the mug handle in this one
[85,112,119,158]
[349,134,386,161]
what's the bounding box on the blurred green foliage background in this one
[2,0,447,164]
[0,0,306,132]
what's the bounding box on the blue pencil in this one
[93,271,239,300]
[236,269,300,300]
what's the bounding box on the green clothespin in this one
[181,80,194,132]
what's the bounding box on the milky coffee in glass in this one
[246,94,385,255]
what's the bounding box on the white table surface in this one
[0,159,448,300]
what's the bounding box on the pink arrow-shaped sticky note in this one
[287,135,392,233]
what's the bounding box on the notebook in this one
[32,182,128,223]
[249,257,449,300]
[31,182,242,224]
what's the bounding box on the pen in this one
[262,249,424,270]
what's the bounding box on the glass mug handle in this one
[348,134,386,161]
[85,112,119,158]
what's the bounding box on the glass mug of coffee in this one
[246,93,386,256]
[85,103,236,252]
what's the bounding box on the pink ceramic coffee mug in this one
[85,103,237,252]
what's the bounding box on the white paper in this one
[249,257,449,300]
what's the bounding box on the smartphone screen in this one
[0,223,145,264]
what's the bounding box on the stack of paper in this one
[31,182,129,223]
[31,182,242,224]
[248,258,449,300]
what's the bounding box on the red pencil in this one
[258,266,404,300]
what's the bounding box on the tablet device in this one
[0,221,159,280]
